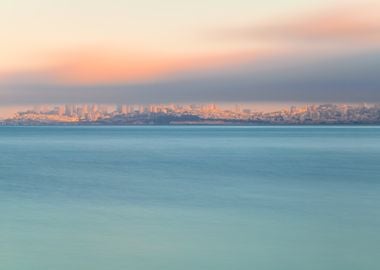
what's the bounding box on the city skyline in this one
[3,102,380,125]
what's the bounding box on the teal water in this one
[0,126,379,270]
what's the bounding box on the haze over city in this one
[3,102,380,125]
[1,0,380,116]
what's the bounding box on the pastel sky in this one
[1,0,380,114]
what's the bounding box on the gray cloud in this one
[1,49,380,105]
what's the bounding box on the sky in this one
[1,0,380,116]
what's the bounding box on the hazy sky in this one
[1,0,380,111]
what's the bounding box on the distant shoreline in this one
[2,122,380,127]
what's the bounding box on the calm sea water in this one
[0,126,379,270]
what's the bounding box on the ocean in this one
[1,126,379,270]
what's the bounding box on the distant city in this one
[2,103,380,125]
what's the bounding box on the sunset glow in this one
[0,0,380,105]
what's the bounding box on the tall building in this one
[65,104,73,116]
[57,105,65,116]
[82,104,89,115]
[91,104,98,113]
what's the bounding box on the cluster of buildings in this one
[256,104,380,124]
[6,103,251,124]
[3,103,380,125]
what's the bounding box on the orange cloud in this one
[45,49,260,84]
[0,48,264,85]
[220,2,380,43]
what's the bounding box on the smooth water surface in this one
[1,126,379,269]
